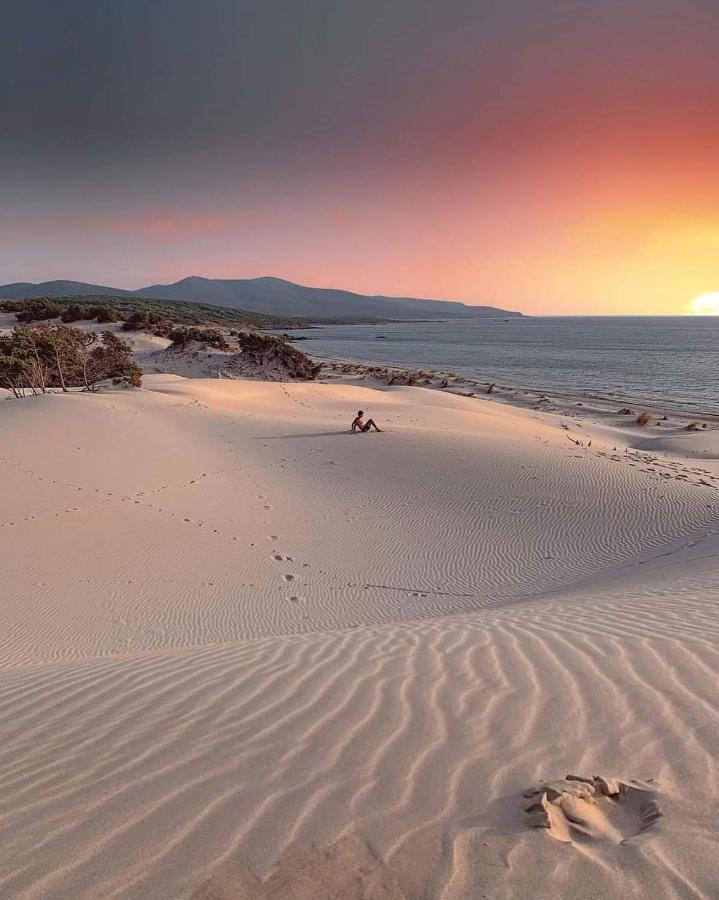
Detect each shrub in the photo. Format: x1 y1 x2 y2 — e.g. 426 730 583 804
122 310 168 332
59 303 119 324
87 331 142 389
167 326 231 351
14 299 63 322
92 306 120 323
0 325 141 396
61 303 91 323
636 412 651 426
0 335 32 397
686 422 702 431
234 330 321 380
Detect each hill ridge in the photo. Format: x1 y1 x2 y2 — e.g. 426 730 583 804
0 276 522 321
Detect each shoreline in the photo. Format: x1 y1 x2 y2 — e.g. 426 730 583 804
277 314 718 421
316 354 719 428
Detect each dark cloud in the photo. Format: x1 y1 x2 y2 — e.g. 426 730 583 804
3 0 718 174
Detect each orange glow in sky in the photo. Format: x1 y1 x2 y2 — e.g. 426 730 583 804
3 1 719 314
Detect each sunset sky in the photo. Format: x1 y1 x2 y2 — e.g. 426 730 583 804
2 0 718 314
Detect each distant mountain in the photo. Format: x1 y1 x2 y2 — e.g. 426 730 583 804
0 280 135 299
0 276 521 321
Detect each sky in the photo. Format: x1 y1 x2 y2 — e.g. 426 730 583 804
2 0 718 315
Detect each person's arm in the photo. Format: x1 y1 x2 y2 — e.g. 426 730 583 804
351 417 358 432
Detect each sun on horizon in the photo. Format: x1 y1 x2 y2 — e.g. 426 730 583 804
689 292 719 315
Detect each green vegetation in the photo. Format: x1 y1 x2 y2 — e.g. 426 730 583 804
121 310 169 332
0 295 304 328
234 331 321 380
60 302 121 324
10 299 64 322
167 326 232 351
0 324 141 397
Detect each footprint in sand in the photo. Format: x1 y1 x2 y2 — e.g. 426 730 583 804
524 775 661 845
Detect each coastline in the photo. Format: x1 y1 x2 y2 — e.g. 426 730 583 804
317 354 719 429
279 314 719 421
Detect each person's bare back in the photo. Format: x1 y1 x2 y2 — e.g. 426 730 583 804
351 410 382 433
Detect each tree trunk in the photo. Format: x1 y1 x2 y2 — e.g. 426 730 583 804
54 346 67 392
31 344 46 393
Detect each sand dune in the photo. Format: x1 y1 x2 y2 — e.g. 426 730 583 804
1 375 718 898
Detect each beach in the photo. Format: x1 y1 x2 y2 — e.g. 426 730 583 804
1 365 718 898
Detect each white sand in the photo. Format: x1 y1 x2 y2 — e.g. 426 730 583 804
1 373 718 899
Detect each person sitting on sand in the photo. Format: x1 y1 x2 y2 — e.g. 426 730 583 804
351 410 382 433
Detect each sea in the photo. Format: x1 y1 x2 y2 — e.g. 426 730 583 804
283 316 719 416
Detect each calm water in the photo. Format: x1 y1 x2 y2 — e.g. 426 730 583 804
286 317 719 415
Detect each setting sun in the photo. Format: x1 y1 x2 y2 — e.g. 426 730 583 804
689 292 719 315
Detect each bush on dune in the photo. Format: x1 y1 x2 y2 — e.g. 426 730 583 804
58 303 121 324
11 299 64 322
121 310 170 334
93 306 120 323
167 326 231 351
0 324 141 397
233 331 321 380
60 303 92 323
85 330 142 390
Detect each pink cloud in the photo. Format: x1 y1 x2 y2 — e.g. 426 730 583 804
108 210 269 237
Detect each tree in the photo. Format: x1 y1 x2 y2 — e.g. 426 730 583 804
12 325 49 393
0 325 142 397
167 326 231 350
14 299 63 322
80 330 142 391
92 306 119 323
42 327 74 391
60 303 91 323
0 337 29 398
122 310 168 333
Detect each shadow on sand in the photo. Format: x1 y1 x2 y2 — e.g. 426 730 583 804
255 432 352 439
